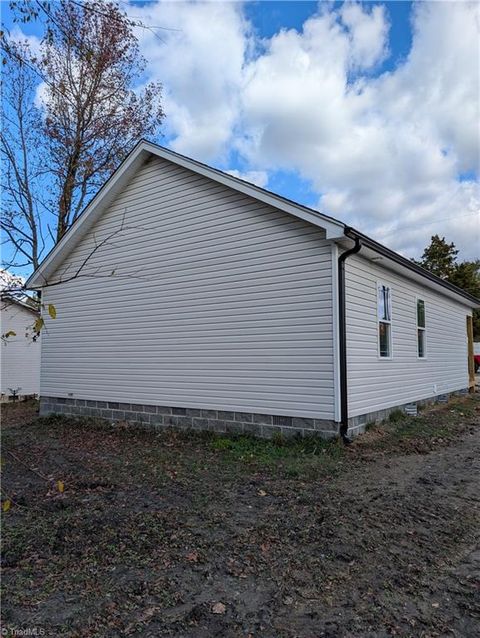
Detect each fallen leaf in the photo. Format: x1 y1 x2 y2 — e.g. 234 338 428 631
57 480 65 493
212 602 226 614
2 499 11 512
124 606 160 633
186 551 199 562
258 489 267 497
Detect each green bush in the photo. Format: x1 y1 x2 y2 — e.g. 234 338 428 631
388 409 406 423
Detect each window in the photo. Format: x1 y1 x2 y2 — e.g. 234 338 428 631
377 284 392 358
417 298 426 358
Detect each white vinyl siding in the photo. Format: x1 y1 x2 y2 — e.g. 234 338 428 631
40 156 335 419
1 303 41 397
345 254 471 417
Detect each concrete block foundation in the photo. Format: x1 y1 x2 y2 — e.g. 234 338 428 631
40 388 470 440
39 396 339 439
347 388 470 434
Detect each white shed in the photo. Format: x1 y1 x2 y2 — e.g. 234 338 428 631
26 141 479 439
1 296 41 400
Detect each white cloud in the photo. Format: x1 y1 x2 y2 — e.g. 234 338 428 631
131 1 249 161
117 2 480 258
34 82 48 109
5 26 47 107
225 169 268 188
7 25 42 57
340 2 389 70
238 1 480 258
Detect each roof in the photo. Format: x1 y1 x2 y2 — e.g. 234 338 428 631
26 140 344 289
1 294 40 315
343 228 480 308
26 139 480 308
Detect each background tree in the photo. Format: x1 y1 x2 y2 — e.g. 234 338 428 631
416 235 480 339
450 260 480 339
415 234 459 280
1 42 48 271
1 0 164 271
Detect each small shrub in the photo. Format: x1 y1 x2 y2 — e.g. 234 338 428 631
389 409 405 423
272 432 287 447
211 437 233 451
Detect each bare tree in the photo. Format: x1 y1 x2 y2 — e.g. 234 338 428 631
1 43 49 270
1 0 164 268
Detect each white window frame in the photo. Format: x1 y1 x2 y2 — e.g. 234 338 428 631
377 281 392 359
416 297 427 359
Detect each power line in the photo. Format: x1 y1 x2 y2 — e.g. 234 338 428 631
377 210 479 239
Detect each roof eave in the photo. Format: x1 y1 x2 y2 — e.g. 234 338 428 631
26 140 345 289
1 294 40 314
26 139 479 310
139 141 345 240
344 227 480 308
26 141 150 289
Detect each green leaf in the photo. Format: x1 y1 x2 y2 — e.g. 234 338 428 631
48 304 57 319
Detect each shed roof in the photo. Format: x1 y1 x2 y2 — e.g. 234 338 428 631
1 294 40 315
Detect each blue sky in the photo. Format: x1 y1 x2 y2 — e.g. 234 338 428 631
2 1 479 275
246 1 413 70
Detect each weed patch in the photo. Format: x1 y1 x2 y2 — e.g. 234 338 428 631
389 409 406 423
354 395 479 455
210 433 345 478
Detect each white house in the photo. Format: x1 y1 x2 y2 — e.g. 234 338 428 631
1 296 41 400
26 141 479 439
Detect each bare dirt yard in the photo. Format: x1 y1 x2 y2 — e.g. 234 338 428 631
1 396 480 637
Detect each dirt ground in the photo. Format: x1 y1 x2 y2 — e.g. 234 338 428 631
1 396 480 637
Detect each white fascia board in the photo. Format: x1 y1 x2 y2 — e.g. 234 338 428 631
27 140 345 288
336 239 479 310
1 295 39 315
141 142 345 239
26 143 149 288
